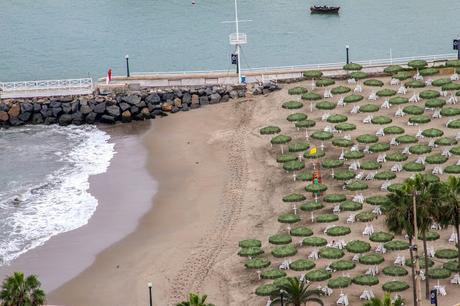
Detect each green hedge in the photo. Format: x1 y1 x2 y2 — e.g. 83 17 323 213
384 126 405 134
331 86 351 95
335 123 356 131
295 120 316 128
374 171 397 180
238 247 264 257
448 119 460 128
290 259 316 271
371 116 392 125
269 234 292 245
287 113 308 122
245 258 271 269
305 183 328 193
305 269 332 282
344 94 364 103
403 105 424 115
334 170 356 180
356 134 379 143
300 201 324 212
395 135 418 144
420 231 440 241
278 214 301 224
288 142 310 152
360 161 382 170
261 269 286 280
384 240 410 251
282 193 306 202
346 240 371 253
369 143 391 153
327 114 348 123
316 79 335 87
301 92 322 101
360 104 380 112
364 79 384 87
319 247 345 259
435 249 458 259
376 88 397 97
387 183 404 193
389 96 409 105
451 146 460 155
350 71 368 80
332 138 354 147
425 98 446 108
271 135 292 144
408 60 427 69
330 260 356 271
303 150 326 159
419 90 440 99
353 275 379 286
303 70 323 79
315 214 339 223
276 154 297 163
344 151 365 159
440 107 460 117
359 254 385 265
370 231 394 242
315 101 336 110
328 276 352 289
303 236 328 247
311 131 333 140
346 181 368 191
297 171 313 181
288 87 308 95
356 211 375 222
435 137 457 146
343 63 363 71
382 281 409 292
366 196 390 206
323 193 347 203
255 284 278 296
445 164 460 174
382 265 408 276
419 67 439 76
443 260 460 272
384 65 403 74
403 162 425 172
321 159 344 168
386 152 408 162
428 268 452 279
425 154 448 164
422 128 443 138
442 82 460 91
405 256 434 268
260 126 281 135
432 78 451 87
239 239 262 248
405 80 425 88
326 226 352 236
393 71 412 81
282 101 303 109
340 200 363 211
290 226 313 237
271 245 297 258
409 144 432 154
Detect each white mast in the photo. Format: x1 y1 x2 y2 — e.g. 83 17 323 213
229 0 247 84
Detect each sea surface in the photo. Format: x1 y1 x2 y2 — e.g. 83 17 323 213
0 126 114 266
1 0 460 81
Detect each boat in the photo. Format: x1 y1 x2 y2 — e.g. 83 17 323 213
310 5 340 14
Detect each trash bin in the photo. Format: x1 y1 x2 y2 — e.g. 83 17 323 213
241 75 246 83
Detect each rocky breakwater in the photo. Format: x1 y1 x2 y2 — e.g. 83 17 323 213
0 83 279 127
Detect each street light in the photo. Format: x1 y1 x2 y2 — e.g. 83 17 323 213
345 45 350 64
148 282 153 306
125 54 130 77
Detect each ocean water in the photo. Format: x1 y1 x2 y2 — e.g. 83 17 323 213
1 0 460 81
0 125 114 266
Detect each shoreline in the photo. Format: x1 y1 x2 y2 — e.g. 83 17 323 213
0 121 156 294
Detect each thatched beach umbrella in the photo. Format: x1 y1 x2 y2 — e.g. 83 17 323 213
271 135 292 154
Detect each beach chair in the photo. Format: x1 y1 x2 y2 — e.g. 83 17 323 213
394 255 404 266
415 156 425 165
442 149 452 157
381 100 390 109
425 79 433 86
397 85 407 95
451 73 459 81
348 162 358 171
363 145 370 154
333 205 341 214
324 89 333 98
428 246 435 258
355 172 364 180
449 231 458 244
450 274 460 284
352 254 360 262
354 85 362 93
363 115 373 124
350 145 359 152
441 90 448 97
321 113 330 121
344 134 352 141
350 105 359 114
448 95 458 104
432 109 442 118
353 193 364 204
368 92 377 101
390 78 400 86
409 93 420 103
377 154 386 163
375 243 386 254
348 78 356 85
372 207 382 215
347 214 355 224
336 293 349 305
376 128 385 137
428 139 436 148
402 146 411 155
338 97 345 107
416 128 424 139
432 166 443 175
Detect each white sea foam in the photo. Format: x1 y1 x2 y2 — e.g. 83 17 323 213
0 125 115 265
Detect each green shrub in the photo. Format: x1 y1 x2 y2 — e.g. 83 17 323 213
271 135 292 144
425 98 446 108
448 119 460 128
422 128 443 138
238 247 264 257
370 231 394 242
331 86 351 95
442 83 460 91
297 171 313 181
319 247 345 259
409 115 431 124
255 284 278 296
303 150 326 159
409 144 432 154
315 101 336 110
435 137 457 146
382 281 409 292
305 183 328 193
343 63 363 71
419 90 441 99
376 88 397 97
405 257 434 268
332 138 354 147
271 245 297 258
383 266 408 276
239 239 262 248
389 96 409 105
356 211 374 222
344 94 364 103
316 79 335 87
327 114 348 123
261 269 286 280
303 236 327 247
282 193 306 202
435 249 458 259
260 126 281 135
276 154 297 163
403 162 425 172
340 200 362 211
359 254 385 265
295 120 316 128
288 87 308 95
323 193 346 203
330 260 356 271
360 161 382 170
451 146 460 155
374 171 396 180
335 123 356 131
346 240 371 253
282 101 303 109
287 113 307 122
350 71 368 80
328 276 352 289
408 60 427 69
303 70 323 79
305 269 332 282
300 201 324 211
290 226 313 237
344 151 365 160
419 67 439 76
301 92 322 101
346 181 369 192
278 214 301 224
356 134 379 143
403 105 424 115
245 258 271 269
393 71 412 81
384 240 410 251
384 65 403 74
420 231 440 241
387 183 404 192
443 260 460 272
366 196 390 206
269 234 292 245
432 78 451 87
290 259 316 271
384 126 405 134
273 277 290 288
311 131 333 140
288 142 309 152
423 173 440 183
425 154 448 164
428 268 451 279
326 226 352 236
369 143 391 153
445 164 460 174
440 107 460 117
315 214 339 223
396 135 418 144
353 275 379 286
364 79 384 87
371 116 392 125
405 80 425 88
334 170 356 180
321 159 344 168
359 104 380 112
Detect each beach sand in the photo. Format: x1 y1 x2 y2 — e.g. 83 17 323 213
45 77 460 306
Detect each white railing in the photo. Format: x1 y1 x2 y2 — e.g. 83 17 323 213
131 53 457 76
0 78 93 92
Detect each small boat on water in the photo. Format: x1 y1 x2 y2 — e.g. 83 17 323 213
310 5 340 14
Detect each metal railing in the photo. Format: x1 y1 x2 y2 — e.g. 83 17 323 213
131 53 457 76
0 78 93 92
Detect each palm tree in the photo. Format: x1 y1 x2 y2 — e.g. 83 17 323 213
0 272 45 306
270 277 323 306
363 292 404 306
176 293 215 306
384 189 416 306
438 176 460 268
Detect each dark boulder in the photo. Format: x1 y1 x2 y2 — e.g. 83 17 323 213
199 96 209 105
71 112 84 125
21 102 33 113
51 107 62 117
182 93 192 104
58 114 72 126
50 100 62 108
145 93 161 104
9 117 24 126
119 102 130 112
44 117 57 125
18 112 31 122
85 112 97 124
80 105 92 115
106 105 121 117
162 92 175 102
209 93 221 104
61 103 72 114
122 95 141 105
31 113 44 124
33 103 42 112
100 115 116 124
93 102 106 114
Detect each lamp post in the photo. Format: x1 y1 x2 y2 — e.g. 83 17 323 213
412 190 422 306
125 54 130 77
345 45 350 64
148 282 153 306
